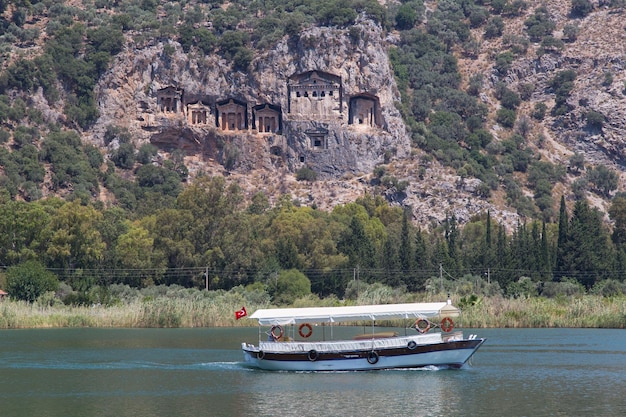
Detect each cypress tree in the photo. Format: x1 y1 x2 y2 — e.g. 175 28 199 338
554 195 568 281
399 209 413 272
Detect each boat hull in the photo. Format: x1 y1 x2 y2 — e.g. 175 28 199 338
242 338 484 371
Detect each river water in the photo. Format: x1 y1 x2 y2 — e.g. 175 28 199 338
0 327 624 417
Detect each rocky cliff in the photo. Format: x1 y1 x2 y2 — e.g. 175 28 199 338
90 16 410 178
17 1 626 230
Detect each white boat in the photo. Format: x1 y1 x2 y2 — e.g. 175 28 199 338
241 301 485 371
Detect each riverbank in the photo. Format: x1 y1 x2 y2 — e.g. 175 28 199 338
1 292 625 329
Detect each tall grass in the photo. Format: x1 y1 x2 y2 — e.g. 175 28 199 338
460 295 626 328
1 285 625 329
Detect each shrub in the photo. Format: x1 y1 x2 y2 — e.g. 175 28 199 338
296 166 317 181
5 261 59 303
532 102 547 120
549 70 577 115
503 0 529 17
524 6 555 42
110 142 136 169
541 279 584 298
137 143 158 164
507 276 539 298
496 108 517 128
571 0 594 18
500 88 521 110
232 47 253 71
586 110 605 129
494 51 514 75
563 24 579 42
395 3 418 30
591 279 626 296
272 269 311 305
484 16 504 38
586 165 618 197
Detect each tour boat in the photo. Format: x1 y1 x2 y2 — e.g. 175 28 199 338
241 301 485 371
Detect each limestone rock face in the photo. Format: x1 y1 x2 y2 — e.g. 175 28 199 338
90 17 410 179
496 8 626 169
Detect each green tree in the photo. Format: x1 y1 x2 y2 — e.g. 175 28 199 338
569 153 585 174
410 227 432 291
571 0 593 17
609 196 626 248
524 6 555 42
585 111 605 130
496 108 516 128
381 234 401 286
272 269 311 305
399 209 413 273
561 199 613 288
114 220 160 286
0 201 50 265
554 196 569 281
395 3 418 30
5 260 59 302
337 215 378 274
45 201 106 271
586 165 618 198
111 142 136 169
484 16 504 38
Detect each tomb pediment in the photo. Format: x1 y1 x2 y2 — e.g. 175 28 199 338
156 86 184 113
216 98 248 131
288 70 343 116
253 103 282 133
289 70 341 87
187 101 211 125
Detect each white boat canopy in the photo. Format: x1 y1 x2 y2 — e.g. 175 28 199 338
249 302 460 326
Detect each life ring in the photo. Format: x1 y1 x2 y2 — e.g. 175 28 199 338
440 317 454 332
299 323 313 338
270 325 284 340
367 350 379 365
307 349 319 361
407 340 418 350
414 318 431 333
258 350 265 360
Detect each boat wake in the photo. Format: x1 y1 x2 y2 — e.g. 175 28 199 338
4 361 247 371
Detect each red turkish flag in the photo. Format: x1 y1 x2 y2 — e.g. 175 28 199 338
235 306 247 320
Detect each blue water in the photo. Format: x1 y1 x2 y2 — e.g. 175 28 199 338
0 328 625 416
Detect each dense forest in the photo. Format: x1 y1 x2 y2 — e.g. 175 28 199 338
1 0 626 305
3 177 626 305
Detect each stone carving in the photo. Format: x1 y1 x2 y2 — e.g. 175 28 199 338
216 98 248 131
187 101 211 125
253 103 282 133
157 86 183 113
305 127 329 149
288 71 342 119
349 93 380 127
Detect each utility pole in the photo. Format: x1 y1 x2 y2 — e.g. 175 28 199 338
205 266 209 291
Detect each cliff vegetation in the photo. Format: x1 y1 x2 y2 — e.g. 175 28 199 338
2 1 626 308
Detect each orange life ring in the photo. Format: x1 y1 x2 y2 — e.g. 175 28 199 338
414 318 431 333
440 317 454 332
299 323 313 338
270 325 284 340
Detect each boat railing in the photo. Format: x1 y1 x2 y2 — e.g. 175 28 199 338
255 333 444 353
442 331 464 342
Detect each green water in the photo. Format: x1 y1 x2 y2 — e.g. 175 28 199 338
1 327 625 416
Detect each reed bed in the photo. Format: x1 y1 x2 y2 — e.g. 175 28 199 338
460 295 626 328
1 290 625 329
